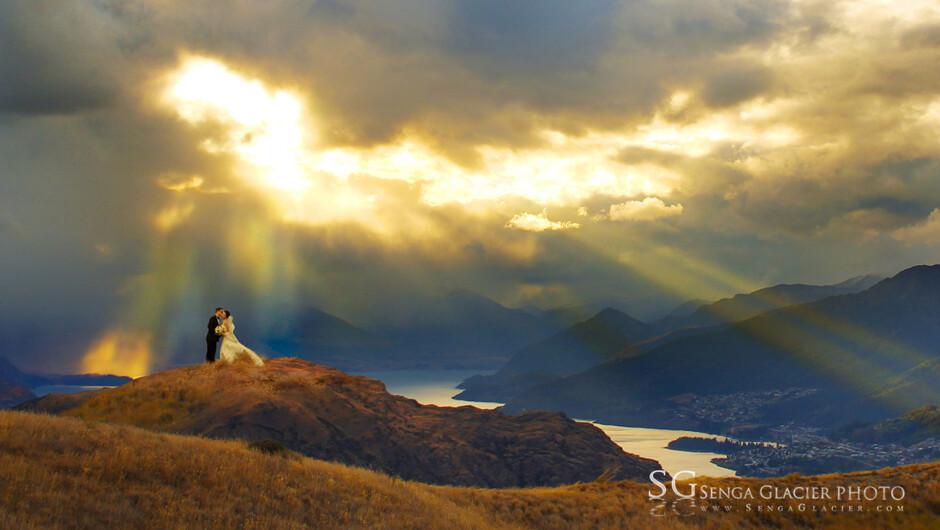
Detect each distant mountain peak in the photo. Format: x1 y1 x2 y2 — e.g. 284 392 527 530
888 264 940 282
445 288 501 306
0 357 27 387
830 274 884 291
446 287 482 298
443 288 511 311
663 299 711 319
863 264 940 296
590 307 644 326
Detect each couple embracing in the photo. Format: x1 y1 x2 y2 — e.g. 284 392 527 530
206 307 264 366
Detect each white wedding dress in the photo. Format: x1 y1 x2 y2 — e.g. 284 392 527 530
219 317 264 366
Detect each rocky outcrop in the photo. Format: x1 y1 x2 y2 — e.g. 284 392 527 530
18 358 662 488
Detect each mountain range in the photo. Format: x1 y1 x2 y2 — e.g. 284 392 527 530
370 289 560 365
499 265 940 435
457 273 883 404
456 308 655 403
257 288 681 373
537 297 643 329
16 358 661 488
0 356 135 408
649 274 883 334
254 291 564 371
257 277 869 374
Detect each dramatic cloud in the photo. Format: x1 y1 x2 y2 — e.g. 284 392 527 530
893 209 940 245
2 0 939 375
0 0 133 115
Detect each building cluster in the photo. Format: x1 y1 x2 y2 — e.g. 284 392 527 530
712 425 940 477
666 387 940 477
670 387 819 426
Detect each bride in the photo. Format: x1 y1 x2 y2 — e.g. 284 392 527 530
219 311 265 366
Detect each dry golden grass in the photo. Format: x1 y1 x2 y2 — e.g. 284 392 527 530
1 410 938 529
0 410 491 529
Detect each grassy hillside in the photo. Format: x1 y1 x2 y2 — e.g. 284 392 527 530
2 410 939 529
17 358 661 488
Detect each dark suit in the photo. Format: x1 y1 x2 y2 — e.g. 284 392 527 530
206 315 222 363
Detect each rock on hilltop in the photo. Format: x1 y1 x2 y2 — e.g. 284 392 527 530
18 358 661 488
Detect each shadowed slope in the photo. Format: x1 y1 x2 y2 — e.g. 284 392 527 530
18 358 660 488
497 308 653 377
0 357 35 408
456 308 654 403
0 380 35 409
832 404 940 446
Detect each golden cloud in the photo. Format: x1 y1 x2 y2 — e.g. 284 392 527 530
892 209 940 245
505 212 581 232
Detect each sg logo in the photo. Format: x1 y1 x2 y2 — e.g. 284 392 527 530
648 470 697 517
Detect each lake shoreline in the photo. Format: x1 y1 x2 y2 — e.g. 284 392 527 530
356 369 741 478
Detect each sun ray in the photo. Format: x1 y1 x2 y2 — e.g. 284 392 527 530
82 330 152 379
568 228 933 414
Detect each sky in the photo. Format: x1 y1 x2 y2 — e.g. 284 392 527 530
1 0 939 376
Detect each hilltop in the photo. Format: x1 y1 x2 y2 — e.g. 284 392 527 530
1 410 938 529
17 358 659 488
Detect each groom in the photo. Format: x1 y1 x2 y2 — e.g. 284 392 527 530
206 307 225 363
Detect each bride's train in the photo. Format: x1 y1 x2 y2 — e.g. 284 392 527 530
219 317 264 366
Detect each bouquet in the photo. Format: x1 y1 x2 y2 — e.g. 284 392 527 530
215 325 226 336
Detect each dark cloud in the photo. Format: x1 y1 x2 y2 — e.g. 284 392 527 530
700 63 774 108
445 0 619 78
0 1 133 115
118 0 797 154
900 23 940 49
619 0 787 54
305 0 357 21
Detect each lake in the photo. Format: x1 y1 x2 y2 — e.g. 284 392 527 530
585 422 736 478
32 385 111 397
354 369 738 478
355 369 504 409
